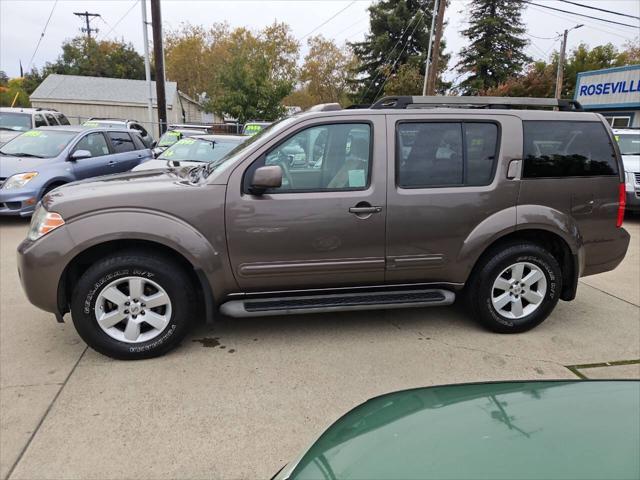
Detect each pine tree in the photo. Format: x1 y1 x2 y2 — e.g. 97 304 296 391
457 0 530 95
350 0 450 104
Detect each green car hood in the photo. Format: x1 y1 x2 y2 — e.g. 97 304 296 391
281 381 639 480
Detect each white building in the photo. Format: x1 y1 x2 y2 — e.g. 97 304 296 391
30 74 217 135
574 64 640 128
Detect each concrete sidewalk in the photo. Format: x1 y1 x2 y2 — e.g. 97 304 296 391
1 217 638 480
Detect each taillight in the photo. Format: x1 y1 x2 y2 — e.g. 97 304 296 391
617 183 626 228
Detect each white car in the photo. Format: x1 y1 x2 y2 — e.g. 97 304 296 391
614 128 640 212
133 134 244 171
0 107 70 146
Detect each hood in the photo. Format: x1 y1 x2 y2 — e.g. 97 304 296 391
43 168 209 219
621 154 640 173
0 130 21 146
280 381 639 480
0 155 51 177
132 159 204 172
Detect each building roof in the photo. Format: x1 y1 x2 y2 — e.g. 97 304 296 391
30 74 179 107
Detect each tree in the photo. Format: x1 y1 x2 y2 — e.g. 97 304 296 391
456 0 530 95
0 71 8 87
208 23 299 123
165 23 228 99
0 77 30 107
350 0 450 103
43 36 145 80
484 42 639 98
285 35 355 109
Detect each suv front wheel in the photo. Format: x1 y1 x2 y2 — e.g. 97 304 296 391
468 243 562 333
71 250 195 359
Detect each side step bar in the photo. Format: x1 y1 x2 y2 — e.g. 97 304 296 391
219 289 455 318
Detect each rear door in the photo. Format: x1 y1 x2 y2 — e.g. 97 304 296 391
385 113 520 284
70 132 114 179
225 115 387 290
106 131 146 171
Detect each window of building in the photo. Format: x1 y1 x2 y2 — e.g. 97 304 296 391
604 115 631 128
523 121 618 178
396 122 499 188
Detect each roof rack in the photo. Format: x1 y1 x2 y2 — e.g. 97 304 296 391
370 96 583 112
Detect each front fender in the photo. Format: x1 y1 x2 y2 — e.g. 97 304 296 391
64 208 221 275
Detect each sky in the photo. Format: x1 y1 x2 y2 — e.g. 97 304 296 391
1 0 639 83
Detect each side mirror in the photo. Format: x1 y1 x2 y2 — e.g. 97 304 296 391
151 140 157 148
69 149 92 161
250 165 282 195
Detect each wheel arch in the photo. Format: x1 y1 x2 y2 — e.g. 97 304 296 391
468 228 579 301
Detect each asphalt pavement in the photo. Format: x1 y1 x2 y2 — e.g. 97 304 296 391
1 216 639 479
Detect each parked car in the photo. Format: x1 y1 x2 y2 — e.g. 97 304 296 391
273 380 640 480
82 118 154 148
0 107 70 146
17 96 630 359
614 128 640 212
242 121 272 136
1 126 152 216
152 127 210 157
134 134 244 171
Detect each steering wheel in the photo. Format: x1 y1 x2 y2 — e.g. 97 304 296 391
273 151 294 189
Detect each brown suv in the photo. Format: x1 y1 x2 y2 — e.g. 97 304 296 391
17 96 631 359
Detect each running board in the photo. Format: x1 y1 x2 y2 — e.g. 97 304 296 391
219 289 455 318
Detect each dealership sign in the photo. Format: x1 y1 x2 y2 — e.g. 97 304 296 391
574 65 640 109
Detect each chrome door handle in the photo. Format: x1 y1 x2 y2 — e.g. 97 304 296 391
349 206 382 214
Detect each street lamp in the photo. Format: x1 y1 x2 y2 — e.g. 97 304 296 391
555 24 584 99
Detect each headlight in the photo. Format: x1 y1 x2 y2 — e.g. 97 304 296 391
28 205 65 241
2 172 38 189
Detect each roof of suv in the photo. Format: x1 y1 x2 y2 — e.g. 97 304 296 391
613 128 639 134
36 125 133 134
0 107 60 114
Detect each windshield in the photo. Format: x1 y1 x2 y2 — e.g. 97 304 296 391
0 112 32 132
159 137 243 164
158 130 184 147
615 133 640 155
0 130 77 158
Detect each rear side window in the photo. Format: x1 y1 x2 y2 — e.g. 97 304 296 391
44 113 58 125
55 113 70 126
34 114 46 128
397 122 498 188
523 121 618 178
130 132 146 150
107 131 135 153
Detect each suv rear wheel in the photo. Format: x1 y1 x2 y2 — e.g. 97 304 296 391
468 243 562 333
71 250 195 359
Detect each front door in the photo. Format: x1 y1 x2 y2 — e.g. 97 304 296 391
70 132 113 179
225 117 387 291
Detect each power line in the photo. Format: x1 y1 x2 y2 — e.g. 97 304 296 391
300 1 357 41
26 0 58 71
555 0 639 21
526 32 561 41
524 1 638 29
98 0 140 40
527 4 636 42
359 10 424 102
372 10 426 100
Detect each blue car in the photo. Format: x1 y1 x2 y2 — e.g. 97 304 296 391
0 126 152 216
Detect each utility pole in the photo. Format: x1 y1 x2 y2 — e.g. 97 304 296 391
426 0 446 95
422 0 439 96
555 24 583 99
140 0 154 129
73 11 100 39
150 0 167 135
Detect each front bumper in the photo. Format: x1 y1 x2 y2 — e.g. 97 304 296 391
0 187 39 216
17 225 76 316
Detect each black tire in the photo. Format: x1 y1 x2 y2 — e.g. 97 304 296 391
71 250 196 360
467 243 562 333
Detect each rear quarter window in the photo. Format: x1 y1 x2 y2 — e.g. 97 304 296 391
523 121 618 178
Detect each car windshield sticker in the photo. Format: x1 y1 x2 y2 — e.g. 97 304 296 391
615 135 620 141
167 131 181 137
246 125 262 133
23 130 43 137
348 169 366 188
176 138 196 145
163 150 175 157
83 121 99 127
